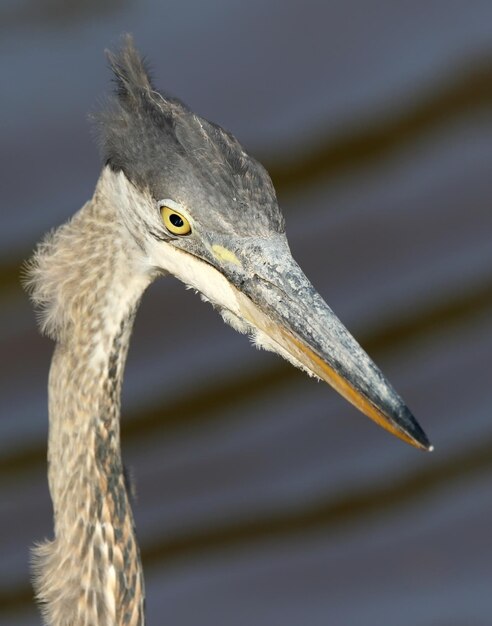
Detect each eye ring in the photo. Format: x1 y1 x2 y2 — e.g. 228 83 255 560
160 205 192 236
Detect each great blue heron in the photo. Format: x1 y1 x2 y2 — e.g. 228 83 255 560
26 35 431 626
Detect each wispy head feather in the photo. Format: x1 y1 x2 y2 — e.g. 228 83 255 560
105 34 155 102
94 35 188 194
94 35 280 231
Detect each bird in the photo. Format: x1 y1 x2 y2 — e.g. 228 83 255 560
25 35 431 626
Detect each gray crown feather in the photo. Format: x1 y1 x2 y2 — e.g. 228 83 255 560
95 35 280 224
105 33 155 101
95 35 187 189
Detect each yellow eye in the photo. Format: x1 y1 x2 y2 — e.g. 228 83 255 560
161 206 191 236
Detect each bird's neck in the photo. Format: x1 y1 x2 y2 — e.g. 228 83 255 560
33 169 152 626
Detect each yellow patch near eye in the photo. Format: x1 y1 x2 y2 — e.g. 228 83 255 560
212 245 242 266
161 206 191 235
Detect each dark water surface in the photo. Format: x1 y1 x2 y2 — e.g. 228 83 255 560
1 2 491 624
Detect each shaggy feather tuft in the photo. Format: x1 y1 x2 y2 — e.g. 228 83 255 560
105 34 155 102
93 35 187 195
24 211 86 340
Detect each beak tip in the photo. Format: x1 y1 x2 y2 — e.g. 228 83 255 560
398 404 432 452
417 437 434 452
421 436 434 452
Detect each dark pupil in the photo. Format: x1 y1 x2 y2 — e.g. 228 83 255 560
170 213 184 228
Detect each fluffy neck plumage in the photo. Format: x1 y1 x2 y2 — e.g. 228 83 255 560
28 169 152 626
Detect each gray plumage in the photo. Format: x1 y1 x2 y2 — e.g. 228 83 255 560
26 35 430 626
98 37 282 236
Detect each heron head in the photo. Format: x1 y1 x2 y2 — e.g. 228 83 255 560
98 36 431 451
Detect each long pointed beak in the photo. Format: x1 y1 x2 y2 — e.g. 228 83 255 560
225 236 432 451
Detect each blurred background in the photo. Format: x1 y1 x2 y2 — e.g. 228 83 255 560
1 1 491 624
